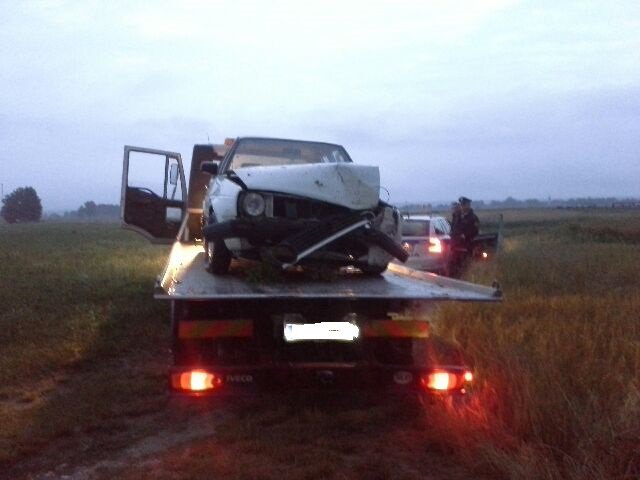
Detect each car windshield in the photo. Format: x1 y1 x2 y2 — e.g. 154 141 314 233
229 138 352 170
402 220 429 236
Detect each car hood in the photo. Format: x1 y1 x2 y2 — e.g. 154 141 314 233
233 163 380 210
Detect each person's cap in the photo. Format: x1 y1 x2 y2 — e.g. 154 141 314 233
458 196 472 204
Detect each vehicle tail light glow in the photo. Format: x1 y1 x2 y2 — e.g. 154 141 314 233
428 237 442 254
423 371 457 390
421 369 473 392
171 370 222 392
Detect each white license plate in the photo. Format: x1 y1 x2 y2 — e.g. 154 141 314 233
284 322 360 342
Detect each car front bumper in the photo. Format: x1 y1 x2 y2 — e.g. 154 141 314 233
202 217 409 263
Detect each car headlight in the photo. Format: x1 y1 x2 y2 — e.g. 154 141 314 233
242 192 266 217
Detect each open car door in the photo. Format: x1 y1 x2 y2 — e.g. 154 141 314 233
121 146 187 244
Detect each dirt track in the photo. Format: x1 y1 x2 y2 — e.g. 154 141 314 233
6 392 482 480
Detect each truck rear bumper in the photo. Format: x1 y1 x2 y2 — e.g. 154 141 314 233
169 364 472 396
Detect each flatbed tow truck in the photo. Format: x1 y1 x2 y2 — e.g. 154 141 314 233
121 143 501 397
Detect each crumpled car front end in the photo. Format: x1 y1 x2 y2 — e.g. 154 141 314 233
204 189 407 272
202 138 408 274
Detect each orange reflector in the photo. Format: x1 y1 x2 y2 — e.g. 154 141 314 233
171 370 222 392
428 237 442 253
178 320 253 339
362 320 430 338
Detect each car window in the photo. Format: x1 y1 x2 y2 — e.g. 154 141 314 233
228 138 351 170
441 218 451 234
402 220 429 236
432 218 451 235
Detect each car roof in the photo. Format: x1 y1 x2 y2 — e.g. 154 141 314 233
236 136 345 149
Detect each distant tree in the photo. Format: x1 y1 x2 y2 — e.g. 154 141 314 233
78 200 97 217
72 201 119 220
1 187 43 223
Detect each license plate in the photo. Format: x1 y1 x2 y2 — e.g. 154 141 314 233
284 322 360 342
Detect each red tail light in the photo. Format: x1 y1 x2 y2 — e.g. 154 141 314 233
428 237 442 254
421 369 473 392
171 369 223 392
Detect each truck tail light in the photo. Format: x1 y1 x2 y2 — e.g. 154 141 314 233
421 368 473 392
171 369 223 392
428 237 442 254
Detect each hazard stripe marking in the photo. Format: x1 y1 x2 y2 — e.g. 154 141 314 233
362 321 429 338
179 320 253 339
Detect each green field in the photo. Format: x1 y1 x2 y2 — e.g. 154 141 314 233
1 210 639 479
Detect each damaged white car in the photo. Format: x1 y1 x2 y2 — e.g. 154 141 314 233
201 137 408 275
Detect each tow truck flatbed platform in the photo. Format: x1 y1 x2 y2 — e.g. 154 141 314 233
156 242 502 302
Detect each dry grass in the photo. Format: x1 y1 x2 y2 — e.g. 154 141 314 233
0 223 171 467
428 209 640 479
1 211 639 479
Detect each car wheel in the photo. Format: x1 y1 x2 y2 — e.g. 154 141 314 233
206 238 232 274
359 263 388 275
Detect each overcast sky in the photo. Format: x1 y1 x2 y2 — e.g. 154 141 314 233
1 0 639 211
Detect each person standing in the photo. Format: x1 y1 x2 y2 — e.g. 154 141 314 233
450 201 461 232
456 196 479 248
448 196 479 276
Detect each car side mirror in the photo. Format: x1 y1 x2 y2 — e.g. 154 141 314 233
201 161 219 176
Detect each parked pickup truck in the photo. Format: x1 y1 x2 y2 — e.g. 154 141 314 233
120 140 501 396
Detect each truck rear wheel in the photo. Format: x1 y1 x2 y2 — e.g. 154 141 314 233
206 239 232 274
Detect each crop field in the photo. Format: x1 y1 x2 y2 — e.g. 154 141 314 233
0 209 639 479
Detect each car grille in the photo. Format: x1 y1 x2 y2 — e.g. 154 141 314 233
271 195 348 220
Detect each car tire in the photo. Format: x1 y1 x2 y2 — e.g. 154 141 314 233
206 238 232 274
359 263 388 275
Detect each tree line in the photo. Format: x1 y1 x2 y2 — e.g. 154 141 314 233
1 187 119 223
2 186 637 224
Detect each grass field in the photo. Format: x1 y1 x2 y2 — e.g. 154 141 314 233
0 209 639 479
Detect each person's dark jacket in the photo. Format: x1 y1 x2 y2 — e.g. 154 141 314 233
451 209 479 247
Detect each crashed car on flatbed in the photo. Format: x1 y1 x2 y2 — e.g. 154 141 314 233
200 137 408 274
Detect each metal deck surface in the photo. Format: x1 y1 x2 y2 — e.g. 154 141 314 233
155 242 502 301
